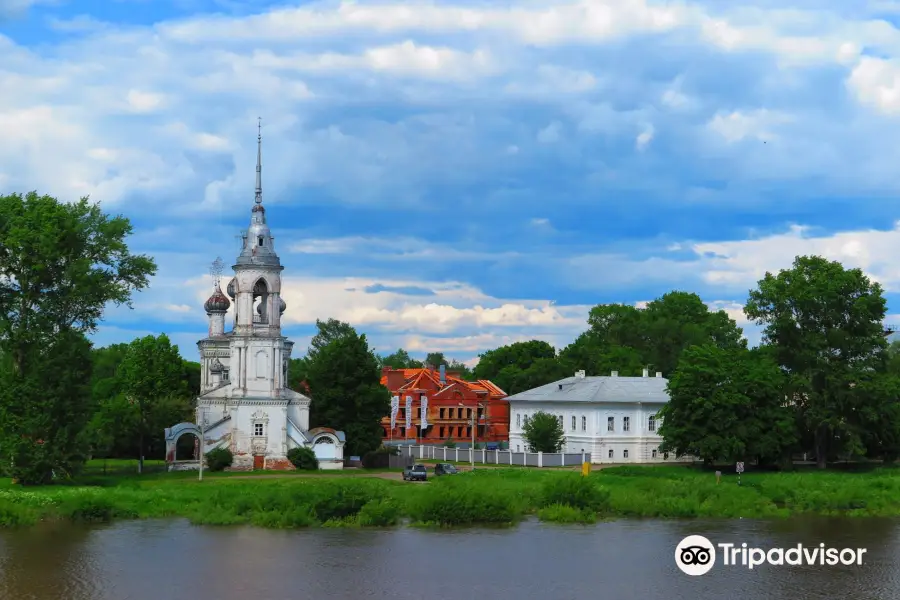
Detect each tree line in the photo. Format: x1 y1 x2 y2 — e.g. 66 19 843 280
3 191 898 483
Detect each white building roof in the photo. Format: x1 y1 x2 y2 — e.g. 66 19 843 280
506 373 670 404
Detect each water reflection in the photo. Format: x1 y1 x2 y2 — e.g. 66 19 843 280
0 518 897 600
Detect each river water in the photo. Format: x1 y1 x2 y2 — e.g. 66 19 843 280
0 518 896 600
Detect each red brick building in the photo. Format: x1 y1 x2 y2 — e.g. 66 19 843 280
379 366 509 446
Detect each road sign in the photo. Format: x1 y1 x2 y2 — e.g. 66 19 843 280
736 462 745 473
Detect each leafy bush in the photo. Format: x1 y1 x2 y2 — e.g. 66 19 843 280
313 480 382 521
408 479 519 526
205 447 233 472
287 447 318 470
358 499 400 526
538 503 597 524
361 446 398 469
58 495 136 523
540 475 610 512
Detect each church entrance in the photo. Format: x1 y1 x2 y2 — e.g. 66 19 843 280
253 455 264 470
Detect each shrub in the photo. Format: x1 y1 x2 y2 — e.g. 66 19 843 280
287 447 319 470
443 441 456 448
206 448 233 472
312 480 382 521
58 495 136 523
361 446 398 469
540 475 610 512
538 503 597 524
408 480 519 526
358 499 401 526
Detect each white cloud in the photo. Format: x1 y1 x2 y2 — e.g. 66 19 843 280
706 109 792 143
635 124 654 150
537 121 562 143
847 56 900 115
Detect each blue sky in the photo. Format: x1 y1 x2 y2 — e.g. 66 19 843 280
6 0 900 364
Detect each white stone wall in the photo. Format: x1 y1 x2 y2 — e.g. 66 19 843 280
508 401 678 464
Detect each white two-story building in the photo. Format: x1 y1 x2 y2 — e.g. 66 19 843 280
507 369 691 464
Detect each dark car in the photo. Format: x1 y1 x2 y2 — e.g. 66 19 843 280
434 463 458 476
403 464 427 481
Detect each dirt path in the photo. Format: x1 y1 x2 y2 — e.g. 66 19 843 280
224 471 405 481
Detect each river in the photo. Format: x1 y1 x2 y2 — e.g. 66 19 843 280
0 518 896 599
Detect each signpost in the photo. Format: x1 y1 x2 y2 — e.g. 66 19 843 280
736 461 744 486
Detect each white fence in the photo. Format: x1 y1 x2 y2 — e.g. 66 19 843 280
396 444 591 468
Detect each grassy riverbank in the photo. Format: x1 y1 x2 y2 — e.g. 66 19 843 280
1 465 898 529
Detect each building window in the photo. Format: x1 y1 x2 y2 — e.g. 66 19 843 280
664 452 669 460
608 449 614 459
439 426 445 437
571 416 576 431
258 236 264 246
440 408 446 419
607 416 614 432
652 449 658 458
557 415 563 428
457 426 463 437
516 445 520 452
623 417 630 432
466 427 471 438
623 449 629 459
524 415 529 426
648 415 656 431
400 427 406 436
254 423 264 437
581 416 586 431
517 413 521 428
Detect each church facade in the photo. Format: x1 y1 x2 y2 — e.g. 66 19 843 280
167 127 346 471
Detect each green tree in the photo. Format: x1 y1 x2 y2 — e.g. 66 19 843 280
425 352 447 367
522 411 565 453
473 340 556 380
0 192 155 482
379 348 422 369
745 255 888 468
306 328 390 457
118 334 188 472
307 318 356 360
0 329 94 483
447 358 473 380
658 344 796 466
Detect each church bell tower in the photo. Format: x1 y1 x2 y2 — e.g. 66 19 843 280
224 119 289 393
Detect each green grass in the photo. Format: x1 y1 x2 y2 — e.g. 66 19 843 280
2 464 900 529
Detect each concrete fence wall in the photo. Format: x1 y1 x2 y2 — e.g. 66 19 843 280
395 444 590 468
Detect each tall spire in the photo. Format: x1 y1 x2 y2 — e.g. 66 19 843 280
255 117 262 205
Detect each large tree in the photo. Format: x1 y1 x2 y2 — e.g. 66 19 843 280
379 348 423 369
744 255 888 468
522 411 565 453
307 318 356 360
473 340 562 393
658 344 796 466
306 328 390 457
0 329 95 483
118 334 189 472
0 192 155 482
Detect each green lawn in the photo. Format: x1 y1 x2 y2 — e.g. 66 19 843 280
1 464 898 529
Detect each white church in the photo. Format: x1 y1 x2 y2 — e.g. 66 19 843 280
165 126 346 471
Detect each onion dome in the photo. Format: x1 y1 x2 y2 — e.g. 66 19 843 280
226 278 236 298
204 286 230 313
279 297 286 314
210 358 225 373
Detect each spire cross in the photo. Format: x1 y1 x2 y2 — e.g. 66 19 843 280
209 256 225 288
255 117 263 205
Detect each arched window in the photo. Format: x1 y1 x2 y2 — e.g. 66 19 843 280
571 416 576 431
255 350 268 379
581 416 586 431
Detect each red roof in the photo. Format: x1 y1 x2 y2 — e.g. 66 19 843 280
380 368 506 398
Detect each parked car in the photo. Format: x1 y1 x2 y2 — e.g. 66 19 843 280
403 464 427 481
434 463 458 476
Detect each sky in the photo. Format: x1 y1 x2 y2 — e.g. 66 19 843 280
6 0 900 365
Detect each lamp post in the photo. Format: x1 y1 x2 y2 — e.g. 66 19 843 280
459 401 484 470
198 407 205 482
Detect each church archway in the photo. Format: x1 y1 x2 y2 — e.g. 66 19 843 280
175 432 201 461
164 422 202 465
312 434 338 460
